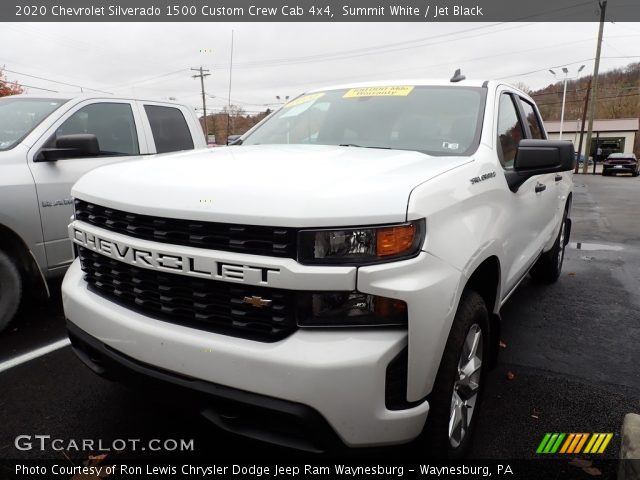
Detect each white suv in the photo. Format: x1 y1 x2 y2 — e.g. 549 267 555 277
62 79 574 456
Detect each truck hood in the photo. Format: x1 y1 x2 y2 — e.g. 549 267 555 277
72 144 470 227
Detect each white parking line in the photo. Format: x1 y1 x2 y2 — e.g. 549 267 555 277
0 338 71 374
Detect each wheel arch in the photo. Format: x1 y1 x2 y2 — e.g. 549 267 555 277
0 223 49 299
464 256 501 369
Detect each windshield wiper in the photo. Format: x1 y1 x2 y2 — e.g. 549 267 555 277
339 143 391 150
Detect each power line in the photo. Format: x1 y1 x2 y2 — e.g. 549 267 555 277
2 67 112 94
209 23 533 70
531 85 639 97
535 91 640 106
1 80 58 93
106 68 190 91
498 56 640 80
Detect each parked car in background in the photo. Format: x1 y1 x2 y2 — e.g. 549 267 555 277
0 94 206 332
601 152 639 177
575 153 593 166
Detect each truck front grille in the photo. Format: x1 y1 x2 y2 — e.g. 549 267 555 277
77 246 298 342
74 200 298 258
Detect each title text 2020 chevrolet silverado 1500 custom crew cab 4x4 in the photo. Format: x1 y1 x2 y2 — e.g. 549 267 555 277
0 94 206 332
62 80 574 456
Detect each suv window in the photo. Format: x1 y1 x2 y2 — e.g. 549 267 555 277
55 102 139 156
497 93 524 169
519 99 544 139
144 105 194 154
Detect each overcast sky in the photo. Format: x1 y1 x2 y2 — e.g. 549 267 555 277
1 21 639 114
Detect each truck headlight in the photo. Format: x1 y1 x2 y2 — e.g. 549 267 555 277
297 219 425 265
298 292 407 327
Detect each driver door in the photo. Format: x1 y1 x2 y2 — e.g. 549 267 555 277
27 100 147 271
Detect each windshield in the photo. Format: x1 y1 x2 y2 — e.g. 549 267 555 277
0 97 69 151
242 86 485 156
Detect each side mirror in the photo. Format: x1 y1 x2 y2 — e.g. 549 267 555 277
506 139 575 191
35 134 100 162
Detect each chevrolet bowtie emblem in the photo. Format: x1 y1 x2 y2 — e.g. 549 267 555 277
243 296 272 308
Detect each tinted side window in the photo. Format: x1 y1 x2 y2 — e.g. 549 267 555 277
56 102 139 156
497 94 524 169
520 99 545 139
144 105 194 153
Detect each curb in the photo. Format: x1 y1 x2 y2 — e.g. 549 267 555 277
619 413 640 480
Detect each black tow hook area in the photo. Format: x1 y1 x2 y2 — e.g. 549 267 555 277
68 332 107 376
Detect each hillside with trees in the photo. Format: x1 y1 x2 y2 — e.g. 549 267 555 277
529 62 639 122
524 62 639 155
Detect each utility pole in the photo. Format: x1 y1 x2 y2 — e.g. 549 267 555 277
575 78 592 174
192 67 211 138
226 30 234 143
582 0 607 174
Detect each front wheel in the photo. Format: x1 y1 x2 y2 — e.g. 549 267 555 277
418 290 489 458
0 250 22 333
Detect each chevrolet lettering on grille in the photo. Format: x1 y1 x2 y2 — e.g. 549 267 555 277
71 225 280 285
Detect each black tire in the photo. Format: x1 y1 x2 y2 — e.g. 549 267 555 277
0 250 22 333
530 208 568 284
417 290 489 459
602 170 608 176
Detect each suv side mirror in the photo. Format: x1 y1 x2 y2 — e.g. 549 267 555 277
35 134 100 162
506 139 575 191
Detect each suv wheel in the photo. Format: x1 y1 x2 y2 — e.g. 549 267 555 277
418 290 488 458
530 208 568 283
0 250 22 332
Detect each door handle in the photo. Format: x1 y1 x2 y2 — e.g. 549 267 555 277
555 174 563 182
535 183 547 193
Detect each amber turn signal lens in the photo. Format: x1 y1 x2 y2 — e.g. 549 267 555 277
374 296 408 317
376 224 416 257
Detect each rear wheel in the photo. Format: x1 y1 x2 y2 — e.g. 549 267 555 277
0 250 22 332
530 208 568 283
418 290 488 458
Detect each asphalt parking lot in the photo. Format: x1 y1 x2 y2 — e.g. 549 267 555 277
0 172 638 476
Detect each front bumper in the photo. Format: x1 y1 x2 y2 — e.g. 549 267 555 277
62 260 430 448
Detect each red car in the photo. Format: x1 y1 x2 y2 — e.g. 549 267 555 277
602 153 639 177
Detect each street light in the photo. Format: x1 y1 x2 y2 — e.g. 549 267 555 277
549 65 585 140
276 95 289 104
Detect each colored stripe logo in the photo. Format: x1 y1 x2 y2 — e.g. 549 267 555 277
536 433 613 454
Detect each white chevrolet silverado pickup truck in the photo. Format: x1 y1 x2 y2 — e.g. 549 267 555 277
62 79 574 457
0 94 206 332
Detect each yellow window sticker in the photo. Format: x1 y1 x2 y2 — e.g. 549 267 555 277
343 86 415 98
284 92 325 108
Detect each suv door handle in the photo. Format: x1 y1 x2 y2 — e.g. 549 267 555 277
535 183 547 193
555 174 563 182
